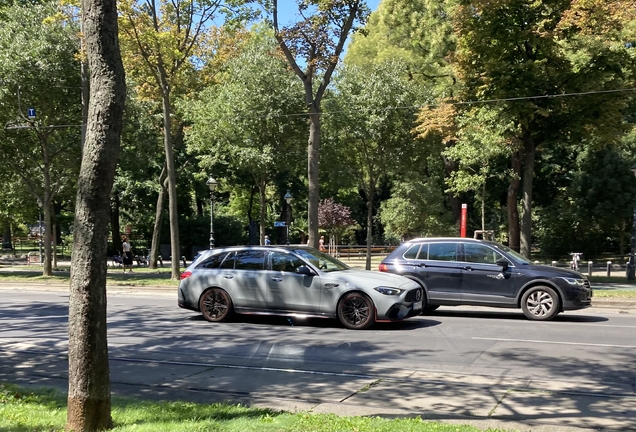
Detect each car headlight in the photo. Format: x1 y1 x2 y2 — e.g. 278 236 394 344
559 277 585 286
374 286 403 296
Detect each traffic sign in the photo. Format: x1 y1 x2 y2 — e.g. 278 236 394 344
27 108 36 119
274 221 286 227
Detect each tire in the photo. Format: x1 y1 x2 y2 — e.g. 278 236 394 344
337 292 375 330
521 286 560 321
199 288 234 322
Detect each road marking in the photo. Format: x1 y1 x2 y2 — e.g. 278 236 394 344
473 337 636 349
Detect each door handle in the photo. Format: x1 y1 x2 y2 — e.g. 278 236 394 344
223 275 234 279
271 277 283 282
463 266 473 271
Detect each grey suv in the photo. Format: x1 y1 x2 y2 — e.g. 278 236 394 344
379 238 593 321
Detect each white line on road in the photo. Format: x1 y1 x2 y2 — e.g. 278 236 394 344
473 337 636 349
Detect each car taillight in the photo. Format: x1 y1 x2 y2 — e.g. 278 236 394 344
180 271 192 280
378 263 388 272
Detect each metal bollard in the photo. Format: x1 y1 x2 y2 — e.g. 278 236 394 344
588 261 593 277
552 261 557 267
607 261 612 277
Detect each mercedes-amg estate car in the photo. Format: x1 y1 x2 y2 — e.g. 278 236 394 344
379 238 593 321
178 246 423 329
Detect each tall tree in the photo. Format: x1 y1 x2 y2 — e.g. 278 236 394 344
185 31 306 244
66 0 125 427
267 0 369 249
0 0 82 275
328 61 421 269
454 0 636 257
118 0 223 278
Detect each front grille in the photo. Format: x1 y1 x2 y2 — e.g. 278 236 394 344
583 279 591 290
405 288 422 302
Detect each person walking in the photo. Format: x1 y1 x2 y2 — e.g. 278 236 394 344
319 235 326 252
264 235 271 246
122 235 133 273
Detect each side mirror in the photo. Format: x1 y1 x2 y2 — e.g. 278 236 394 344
496 258 509 271
296 265 315 276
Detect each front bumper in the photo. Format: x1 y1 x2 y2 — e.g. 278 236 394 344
376 288 423 321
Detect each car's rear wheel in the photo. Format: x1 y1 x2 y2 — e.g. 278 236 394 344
521 286 560 321
199 288 234 322
337 292 375 330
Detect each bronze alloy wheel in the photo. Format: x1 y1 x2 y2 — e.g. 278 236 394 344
521 286 560 321
199 288 234 322
337 292 375 330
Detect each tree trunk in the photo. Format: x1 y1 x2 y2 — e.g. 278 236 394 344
67 0 125 428
365 179 375 271
149 167 168 269
259 179 266 244
2 221 12 250
443 154 461 225
507 150 522 252
158 69 181 279
520 132 536 259
307 106 321 249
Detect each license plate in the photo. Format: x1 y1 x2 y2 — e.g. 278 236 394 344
413 301 422 310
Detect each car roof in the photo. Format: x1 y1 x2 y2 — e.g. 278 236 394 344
406 237 500 246
199 245 316 253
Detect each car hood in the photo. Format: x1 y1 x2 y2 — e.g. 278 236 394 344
521 263 585 278
324 269 417 288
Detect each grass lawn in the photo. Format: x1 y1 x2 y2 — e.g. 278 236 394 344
0 383 509 432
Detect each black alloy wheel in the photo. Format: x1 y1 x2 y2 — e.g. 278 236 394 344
521 285 560 321
199 288 234 322
337 292 375 330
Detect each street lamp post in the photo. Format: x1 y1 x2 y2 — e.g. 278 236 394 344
206 177 218 249
284 190 293 245
628 164 636 281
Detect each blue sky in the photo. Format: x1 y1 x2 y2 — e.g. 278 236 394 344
274 0 381 27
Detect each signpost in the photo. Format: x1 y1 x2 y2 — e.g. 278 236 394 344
274 221 286 227
27 108 36 119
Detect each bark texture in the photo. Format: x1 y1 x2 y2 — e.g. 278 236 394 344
507 150 522 252
520 130 536 258
67 0 125 428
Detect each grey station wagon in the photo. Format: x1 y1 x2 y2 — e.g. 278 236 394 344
179 246 423 329
379 238 593 321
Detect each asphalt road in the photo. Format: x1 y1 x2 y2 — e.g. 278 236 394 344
1 289 635 390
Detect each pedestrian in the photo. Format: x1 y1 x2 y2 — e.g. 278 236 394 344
319 235 326 252
122 235 133 273
264 235 271 246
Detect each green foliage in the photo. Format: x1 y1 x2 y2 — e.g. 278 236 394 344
535 146 636 259
378 180 455 241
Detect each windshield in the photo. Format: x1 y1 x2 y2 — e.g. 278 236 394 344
494 243 531 265
292 248 350 272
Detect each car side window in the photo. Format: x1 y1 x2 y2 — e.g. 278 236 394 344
220 251 236 269
403 244 421 259
270 251 305 272
464 244 502 265
417 244 429 260
234 250 266 270
428 243 457 261
196 252 228 269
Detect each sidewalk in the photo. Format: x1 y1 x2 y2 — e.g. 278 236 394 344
2 342 635 432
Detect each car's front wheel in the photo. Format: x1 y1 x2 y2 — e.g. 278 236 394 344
199 288 234 322
337 292 375 330
521 286 560 321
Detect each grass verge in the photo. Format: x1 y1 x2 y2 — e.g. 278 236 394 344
0 383 509 432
